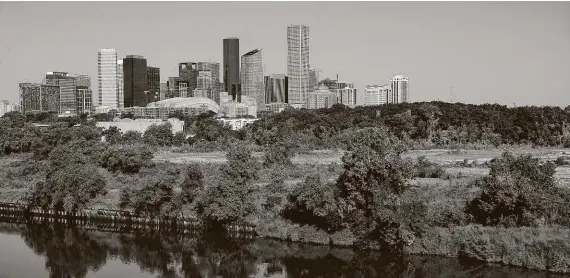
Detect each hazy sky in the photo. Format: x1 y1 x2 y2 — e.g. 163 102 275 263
0 1 569 107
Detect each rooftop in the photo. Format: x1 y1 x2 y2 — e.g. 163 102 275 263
243 49 261 56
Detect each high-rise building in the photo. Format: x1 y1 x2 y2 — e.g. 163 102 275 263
308 68 319 92
117 60 124 109
306 85 337 110
123 55 148 107
264 74 288 104
241 49 264 108
391 75 409 103
147 66 160 104
98 49 119 109
44 72 92 115
19 83 60 114
364 84 391 106
338 87 357 106
179 62 198 97
223 37 240 102
196 62 220 103
160 82 168 101
287 25 310 106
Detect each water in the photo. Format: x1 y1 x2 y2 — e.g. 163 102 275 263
0 220 564 278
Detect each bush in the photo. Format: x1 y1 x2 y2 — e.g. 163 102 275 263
99 144 153 174
414 156 446 178
122 130 143 144
180 164 204 204
465 152 565 227
144 123 174 146
197 144 260 226
119 166 181 217
282 175 343 233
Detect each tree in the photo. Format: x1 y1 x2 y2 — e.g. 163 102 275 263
99 144 153 174
465 152 562 227
197 144 260 226
282 174 343 232
25 147 107 213
181 164 204 204
144 123 174 146
102 126 122 144
335 127 418 251
122 130 143 144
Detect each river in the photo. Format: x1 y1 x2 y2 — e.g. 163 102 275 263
0 220 565 278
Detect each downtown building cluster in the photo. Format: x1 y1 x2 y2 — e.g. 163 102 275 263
16 25 409 119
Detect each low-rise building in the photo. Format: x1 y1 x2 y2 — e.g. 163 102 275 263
218 118 259 130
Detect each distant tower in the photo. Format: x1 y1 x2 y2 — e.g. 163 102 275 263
117 59 124 109
390 75 409 103
308 68 319 92
287 25 310 107
123 55 148 107
241 49 264 108
223 38 240 102
98 48 119 109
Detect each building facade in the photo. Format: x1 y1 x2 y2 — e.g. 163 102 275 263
123 55 148 108
117 60 124 110
306 85 337 110
147 66 160 104
19 83 60 114
241 49 264 108
308 68 319 92
391 75 409 103
196 62 220 103
287 25 310 106
264 74 288 104
364 84 391 106
44 72 92 116
338 87 357 106
98 49 119 109
223 37 240 102
0 101 21 117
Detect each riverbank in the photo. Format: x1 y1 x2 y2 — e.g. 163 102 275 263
1 148 570 273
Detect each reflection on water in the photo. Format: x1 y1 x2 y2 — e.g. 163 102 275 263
0 219 563 278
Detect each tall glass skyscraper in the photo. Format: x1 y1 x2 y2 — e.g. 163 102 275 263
287 25 310 107
223 38 240 102
264 74 288 104
241 49 264 108
98 49 118 109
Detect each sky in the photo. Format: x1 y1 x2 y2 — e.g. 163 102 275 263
0 1 569 107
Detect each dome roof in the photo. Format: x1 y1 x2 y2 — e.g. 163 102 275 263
147 97 220 113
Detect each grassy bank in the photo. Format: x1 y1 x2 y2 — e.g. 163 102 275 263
1 149 570 274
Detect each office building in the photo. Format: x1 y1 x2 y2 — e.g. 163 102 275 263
179 62 198 97
241 49 264 107
309 68 319 91
160 82 168 101
44 72 92 116
306 85 337 110
264 74 288 104
196 62 220 103
391 75 409 103
287 25 310 106
338 87 357 106
123 55 148 107
19 83 60 114
220 95 257 118
223 37 240 101
147 66 160 104
117 60 124 109
364 84 391 106
0 101 21 117
98 49 119 109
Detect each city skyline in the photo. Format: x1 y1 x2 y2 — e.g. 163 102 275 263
1 2 569 107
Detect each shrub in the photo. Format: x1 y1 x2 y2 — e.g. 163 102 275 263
465 152 565 227
414 156 446 178
180 164 204 204
144 123 174 146
99 144 153 174
282 174 343 233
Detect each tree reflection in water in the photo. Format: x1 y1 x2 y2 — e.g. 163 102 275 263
4 221 559 278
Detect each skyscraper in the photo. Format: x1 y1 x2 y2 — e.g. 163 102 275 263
390 75 409 103
196 62 220 103
19 83 60 114
147 66 160 103
98 49 119 109
308 68 319 92
117 60 124 109
123 55 148 107
223 37 240 102
287 25 310 107
241 49 264 108
264 74 288 104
